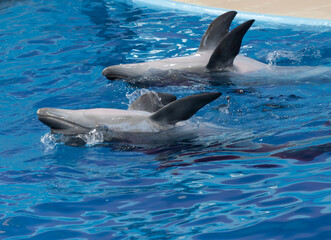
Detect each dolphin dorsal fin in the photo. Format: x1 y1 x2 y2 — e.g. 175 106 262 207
198 11 237 52
129 92 177 113
150 92 221 125
206 19 255 71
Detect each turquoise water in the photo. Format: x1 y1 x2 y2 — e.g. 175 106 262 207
1 0 331 239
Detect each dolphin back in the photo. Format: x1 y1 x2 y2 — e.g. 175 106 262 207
206 19 255 71
149 92 221 125
198 11 237 52
129 92 177 113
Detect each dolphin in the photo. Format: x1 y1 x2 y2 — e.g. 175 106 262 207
37 92 221 143
102 11 266 81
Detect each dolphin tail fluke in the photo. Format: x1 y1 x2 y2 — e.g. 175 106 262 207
198 11 237 52
149 92 221 125
206 19 255 71
129 92 177 113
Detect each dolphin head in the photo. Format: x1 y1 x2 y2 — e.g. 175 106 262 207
102 65 129 80
102 63 152 80
37 108 91 135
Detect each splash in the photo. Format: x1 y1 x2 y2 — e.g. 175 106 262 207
77 128 109 146
266 47 322 66
266 50 302 66
40 132 57 151
40 128 112 148
126 88 151 106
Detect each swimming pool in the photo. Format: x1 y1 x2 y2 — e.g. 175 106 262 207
0 0 330 239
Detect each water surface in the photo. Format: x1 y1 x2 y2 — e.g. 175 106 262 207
0 0 330 239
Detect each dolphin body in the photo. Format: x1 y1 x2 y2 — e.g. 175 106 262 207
37 92 221 143
102 11 266 81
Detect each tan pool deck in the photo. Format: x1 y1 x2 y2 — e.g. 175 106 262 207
173 0 331 19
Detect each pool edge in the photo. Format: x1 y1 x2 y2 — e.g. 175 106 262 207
133 0 331 27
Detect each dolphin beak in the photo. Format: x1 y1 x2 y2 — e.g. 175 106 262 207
102 66 130 80
37 108 89 135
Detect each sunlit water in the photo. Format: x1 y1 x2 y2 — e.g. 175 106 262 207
0 0 330 239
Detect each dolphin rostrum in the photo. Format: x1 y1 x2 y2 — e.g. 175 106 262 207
102 11 266 80
37 92 221 142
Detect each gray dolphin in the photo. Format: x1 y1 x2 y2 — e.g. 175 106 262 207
102 11 266 80
37 92 221 142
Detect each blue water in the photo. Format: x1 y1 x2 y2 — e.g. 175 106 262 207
1 0 331 239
